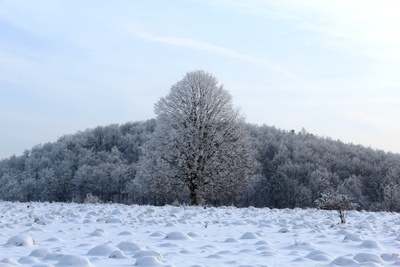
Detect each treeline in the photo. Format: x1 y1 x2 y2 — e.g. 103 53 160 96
247 125 400 211
1 120 400 211
0 120 156 203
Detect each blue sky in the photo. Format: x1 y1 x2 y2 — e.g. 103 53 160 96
1 0 400 159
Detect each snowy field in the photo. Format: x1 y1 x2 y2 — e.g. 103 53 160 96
1 202 400 267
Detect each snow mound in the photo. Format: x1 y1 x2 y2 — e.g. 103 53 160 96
260 251 280 257
56 255 91 266
239 232 260 239
292 224 309 230
45 237 63 242
179 249 195 254
1 257 20 265
109 250 127 259
187 232 201 238
199 244 221 251
306 250 334 261
29 248 51 257
135 256 165 266
353 253 384 264
35 263 56 267
254 240 270 245
134 251 162 259
165 231 193 240
89 229 107 237
256 245 272 252
105 217 123 223
150 231 166 237
331 256 359 266
359 240 384 250
206 253 224 259
118 231 134 236
87 243 120 256
111 209 123 215
343 232 363 242
159 242 179 248
224 238 241 243
6 233 35 246
381 253 399 262
44 252 64 261
18 256 39 264
117 241 146 252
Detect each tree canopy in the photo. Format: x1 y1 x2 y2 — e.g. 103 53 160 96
135 70 255 205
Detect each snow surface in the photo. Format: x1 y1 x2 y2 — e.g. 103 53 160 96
1 202 400 266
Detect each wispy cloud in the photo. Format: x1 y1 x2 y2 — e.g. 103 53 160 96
200 0 298 20
209 1 400 62
132 31 301 81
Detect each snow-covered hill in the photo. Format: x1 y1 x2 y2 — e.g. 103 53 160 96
0 202 399 266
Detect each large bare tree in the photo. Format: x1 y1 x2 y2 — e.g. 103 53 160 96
136 70 255 205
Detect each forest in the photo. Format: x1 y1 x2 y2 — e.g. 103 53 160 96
1 71 400 211
1 119 400 211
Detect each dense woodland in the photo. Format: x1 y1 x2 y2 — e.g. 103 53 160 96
1 119 400 211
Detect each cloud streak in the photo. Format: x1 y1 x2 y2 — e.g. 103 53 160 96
133 31 301 81
210 1 400 62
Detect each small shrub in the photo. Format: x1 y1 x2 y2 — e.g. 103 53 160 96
171 199 181 207
315 191 357 224
84 193 102 204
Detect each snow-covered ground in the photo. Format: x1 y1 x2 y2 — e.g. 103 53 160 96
1 202 400 267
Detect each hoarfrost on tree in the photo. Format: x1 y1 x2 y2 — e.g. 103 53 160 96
136 70 255 205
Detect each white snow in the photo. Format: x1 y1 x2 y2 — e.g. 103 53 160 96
1 202 400 266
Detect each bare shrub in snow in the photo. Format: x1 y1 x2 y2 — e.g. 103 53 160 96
315 191 357 224
84 193 102 204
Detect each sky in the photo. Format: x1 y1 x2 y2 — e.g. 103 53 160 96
1 0 400 159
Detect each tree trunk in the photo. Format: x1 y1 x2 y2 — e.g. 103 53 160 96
190 187 199 205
